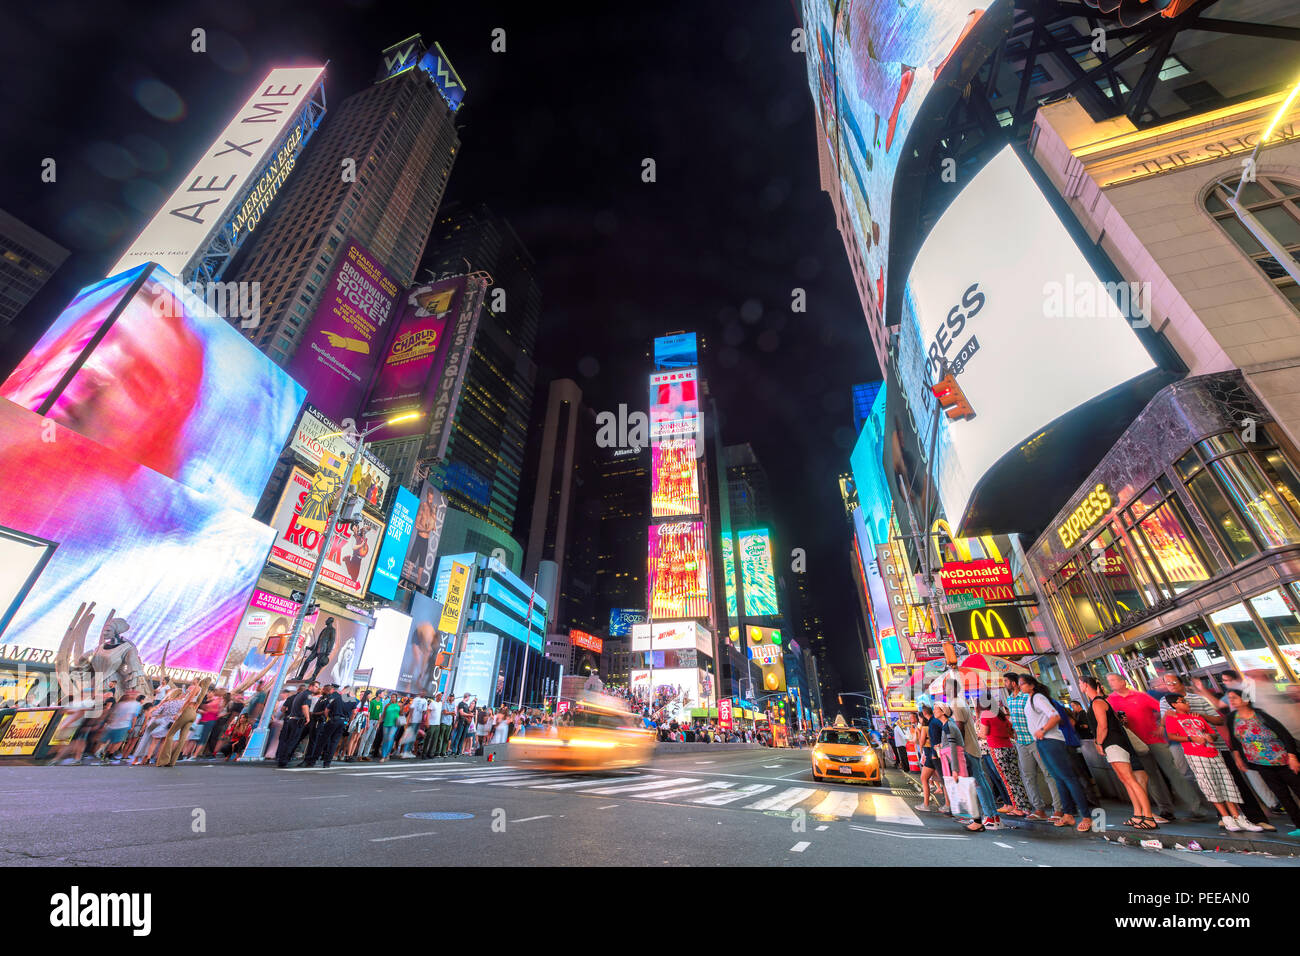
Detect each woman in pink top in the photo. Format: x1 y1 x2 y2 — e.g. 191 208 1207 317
980 702 1028 816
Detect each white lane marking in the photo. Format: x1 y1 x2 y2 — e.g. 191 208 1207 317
745 787 818 811
849 825 969 841
110 805 196 813
410 788 441 793
491 775 568 787
644 781 734 800
370 831 438 842
299 794 348 800
863 793 923 827
790 841 810 853
693 784 775 806
816 825 829 831
994 841 1013 849
447 771 540 784
510 815 552 823
694 760 716 764
763 765 780 769
535 777 634 789
583 777 699 795
597 804 619 810
809 792 859 818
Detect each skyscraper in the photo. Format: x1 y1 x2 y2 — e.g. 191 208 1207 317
594 446 650 623
0 207 68 331
231 38 462 373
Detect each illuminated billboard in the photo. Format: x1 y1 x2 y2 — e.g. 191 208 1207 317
362 278 462 435
570 629 603 654
648 521 710 619
268 467 384 599
1 265 305 516
801 1 995 327
848 383 891 550
722 535 737 618
649 369 699 440
746 626 787 692
0 398 274 674
903 146 1158 531
651 439 701 517
403 481 449 593
739 529 778 617
110 67 325 279
369 485 418 601
291 405 391 507
609 608 646 637
630 621 712 655
287 238 401 423
654 332 698 370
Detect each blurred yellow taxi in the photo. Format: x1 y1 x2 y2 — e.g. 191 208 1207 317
811 727 882 785
510 694 653 772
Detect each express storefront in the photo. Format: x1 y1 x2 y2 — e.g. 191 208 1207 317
1029 372 1300 691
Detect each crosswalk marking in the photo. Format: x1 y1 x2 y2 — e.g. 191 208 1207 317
491 775 571 787
692 783 774 806
448 772 543 785
643 780 733 800
809 792 859 818
863 792 923 827
744 787 817 811
582 777 700 795
533 777 631 789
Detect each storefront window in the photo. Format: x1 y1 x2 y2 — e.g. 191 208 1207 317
1054 559 1107 643
1246 588 1300 682
1257 444 1300 521
1200 443 1300 548
1086 527 1147 619
1207 601 1285 681
1126 477 1215 596
1183 469 1260 562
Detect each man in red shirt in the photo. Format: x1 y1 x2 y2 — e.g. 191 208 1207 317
1106 673 1212 820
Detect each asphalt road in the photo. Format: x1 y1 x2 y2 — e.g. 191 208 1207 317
2 748 1295 867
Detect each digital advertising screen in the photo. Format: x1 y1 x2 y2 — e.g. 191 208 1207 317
362 278 462 435
649 369 699 441
403 481 449 593
370 485 419 601
399 591 450 695
849 383 892 550
653 332 698 369
608 608 646 637
1 265 306 516
358 607 412 690
288 238 401 423
648 521 710 620
268 467 384 599
570 629 603 654
746 626 787 692
801 0 996 327
651 439 701 517
739 529 778 617
630 621 712 655
904 146 1158 531
291 405 391 507
722 534 737 618
220 590 317 687
0 398 275 674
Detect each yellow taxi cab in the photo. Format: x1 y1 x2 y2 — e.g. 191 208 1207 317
811 727 882 785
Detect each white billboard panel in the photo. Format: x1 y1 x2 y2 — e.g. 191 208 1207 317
908 145 1155 527
630 621 712 654
110 67 325 278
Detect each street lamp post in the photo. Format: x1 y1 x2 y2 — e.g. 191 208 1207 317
241 412 419 761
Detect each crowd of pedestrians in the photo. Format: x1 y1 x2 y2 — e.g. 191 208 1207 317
887 668 1300 838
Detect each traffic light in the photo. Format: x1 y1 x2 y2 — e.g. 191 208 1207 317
931 374 975 420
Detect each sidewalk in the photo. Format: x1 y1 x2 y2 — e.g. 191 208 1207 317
889 766 1300 857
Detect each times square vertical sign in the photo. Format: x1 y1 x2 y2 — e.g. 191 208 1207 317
109 66 326 283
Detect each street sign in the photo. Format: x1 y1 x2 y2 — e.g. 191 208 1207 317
942 592 985 613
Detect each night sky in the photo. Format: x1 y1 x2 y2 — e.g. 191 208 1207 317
0 0 880 697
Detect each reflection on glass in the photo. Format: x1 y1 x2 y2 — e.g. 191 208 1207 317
1247 588 1300 682
1137 501 1214 593
1208 602 1277 675
1258 448 1300 521
1207 454 1300 548
1116 528 1168 603
1087 528 1147 618
1185 471 1258 562
1061 562 1106 639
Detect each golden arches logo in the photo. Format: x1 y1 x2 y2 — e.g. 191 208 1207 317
931 519 1003 564
968 608 1011 641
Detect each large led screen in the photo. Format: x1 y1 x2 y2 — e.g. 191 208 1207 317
739 529 778 617
746 626 787 693
609 608 646 637
653 332 698 370
291 405 391 506
0 398 274 673
648 521 710 620
268 467 384 599
362 278 462 435
369 485 418 601
905 146 1156 530
1 265 306 515
722 535 737 618
288 238 400 423
651 439 701 517
649 369 699 441
849 383 891 550
801 0 996 326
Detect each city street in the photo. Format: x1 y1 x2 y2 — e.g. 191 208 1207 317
2 749 1292 867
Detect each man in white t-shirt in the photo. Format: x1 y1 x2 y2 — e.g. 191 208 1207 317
422 693 445 759
403 695 428 757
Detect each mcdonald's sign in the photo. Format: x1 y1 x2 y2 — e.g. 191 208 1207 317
949 606 1027 644
966 637 1033 657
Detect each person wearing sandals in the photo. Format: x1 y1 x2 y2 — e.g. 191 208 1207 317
1020 674 1094 832
980 701 1028 817
915 704 949 814
1081 677 1157 830
1163 693 1262 833
945 695 1003 832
